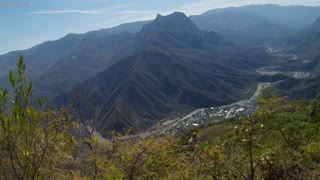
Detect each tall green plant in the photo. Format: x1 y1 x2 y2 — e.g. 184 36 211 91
0 54 76 179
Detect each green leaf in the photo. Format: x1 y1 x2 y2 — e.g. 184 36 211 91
38 97 44 107
8 69 15 87
27 82 32 94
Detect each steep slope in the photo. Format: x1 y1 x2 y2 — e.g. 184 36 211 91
34 31 136 98
274 74 320 100
283 17 320 56
51 12 274 134
272 16 320 73
0 33 82 78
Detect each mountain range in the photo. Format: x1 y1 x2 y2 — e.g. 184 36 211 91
50 12 277 133
2 4 320 95
1 4 320 134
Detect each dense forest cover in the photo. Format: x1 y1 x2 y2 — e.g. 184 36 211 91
0 56 319 179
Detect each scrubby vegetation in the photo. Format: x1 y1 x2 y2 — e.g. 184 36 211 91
0 55 319 179
0 55 76 179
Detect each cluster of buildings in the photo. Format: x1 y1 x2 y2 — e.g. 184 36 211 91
161 100 257 135
156 83 272 136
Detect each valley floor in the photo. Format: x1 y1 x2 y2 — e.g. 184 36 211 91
133 82 273 138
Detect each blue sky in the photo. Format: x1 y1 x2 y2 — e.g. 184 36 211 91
1 0 320 55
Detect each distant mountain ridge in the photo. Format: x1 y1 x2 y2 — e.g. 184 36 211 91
0 21 149 90
0 34 82 77
191 4 320 46
191 9 291 46
202 4 320 29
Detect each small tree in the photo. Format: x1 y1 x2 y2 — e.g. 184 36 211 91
0 54 76 179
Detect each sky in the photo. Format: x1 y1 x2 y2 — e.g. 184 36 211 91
1 0 320 55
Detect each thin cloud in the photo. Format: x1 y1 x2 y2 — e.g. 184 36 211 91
110 10 159 15
99 2 139 13
107 10 173 22
93 9 173 30
29 2 138 15
29 10 100 14
69 0 106 9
